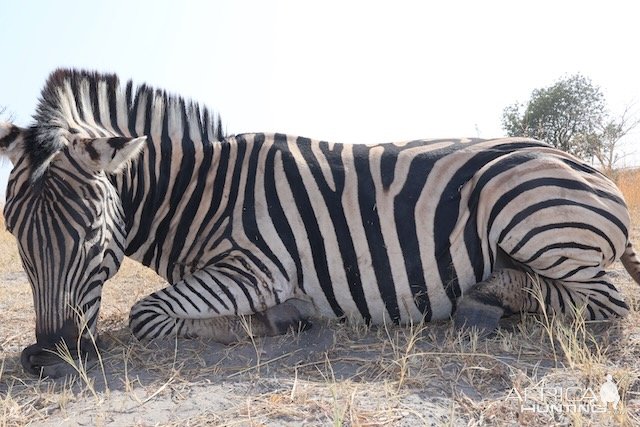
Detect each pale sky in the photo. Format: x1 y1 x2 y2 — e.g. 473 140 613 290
2 1 640 200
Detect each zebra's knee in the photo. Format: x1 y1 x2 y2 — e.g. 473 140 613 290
128 298 173 340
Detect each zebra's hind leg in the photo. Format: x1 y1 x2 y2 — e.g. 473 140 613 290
453 269 538 334
453 269 629 335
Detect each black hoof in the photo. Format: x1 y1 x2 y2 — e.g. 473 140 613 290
454 298 503 337
265 299 314 336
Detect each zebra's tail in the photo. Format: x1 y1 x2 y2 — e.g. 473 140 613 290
621 241 640 286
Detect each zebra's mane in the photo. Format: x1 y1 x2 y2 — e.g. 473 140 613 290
26 68 224 177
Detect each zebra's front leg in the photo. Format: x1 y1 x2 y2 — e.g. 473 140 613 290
129 267 313 343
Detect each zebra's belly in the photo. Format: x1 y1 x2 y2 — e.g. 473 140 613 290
296 241 484 325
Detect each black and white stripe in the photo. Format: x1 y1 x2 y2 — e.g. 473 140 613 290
2 69 638 347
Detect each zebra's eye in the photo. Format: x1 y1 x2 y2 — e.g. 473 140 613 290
85 224 102 244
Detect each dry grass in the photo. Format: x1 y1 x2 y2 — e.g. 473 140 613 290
0 182 640 424
617 168 640 214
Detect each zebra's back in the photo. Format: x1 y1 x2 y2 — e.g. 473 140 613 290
124 132 628 325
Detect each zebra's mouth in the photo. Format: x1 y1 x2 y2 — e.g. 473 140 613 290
20 340 98 378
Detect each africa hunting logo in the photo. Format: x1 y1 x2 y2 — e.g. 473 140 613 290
506 374 621 414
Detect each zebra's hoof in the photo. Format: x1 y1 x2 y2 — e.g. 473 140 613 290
453 298 503 337
263 298 314 336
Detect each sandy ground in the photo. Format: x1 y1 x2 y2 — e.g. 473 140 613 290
1 221 639 426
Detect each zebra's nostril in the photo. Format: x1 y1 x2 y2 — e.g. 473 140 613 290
20 343 49 375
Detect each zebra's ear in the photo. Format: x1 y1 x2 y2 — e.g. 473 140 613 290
0 122 26 165
69 135 147 173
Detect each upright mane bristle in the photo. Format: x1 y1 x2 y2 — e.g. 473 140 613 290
25 68 224 177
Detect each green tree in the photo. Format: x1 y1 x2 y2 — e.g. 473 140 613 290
575 105 640 177
502 74 606 157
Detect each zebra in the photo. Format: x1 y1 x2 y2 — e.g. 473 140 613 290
1 68 639 378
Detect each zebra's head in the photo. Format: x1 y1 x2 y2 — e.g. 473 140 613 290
1 121 146 377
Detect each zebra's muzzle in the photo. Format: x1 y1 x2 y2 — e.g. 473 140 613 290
20 321 99 378
20 339 98 378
